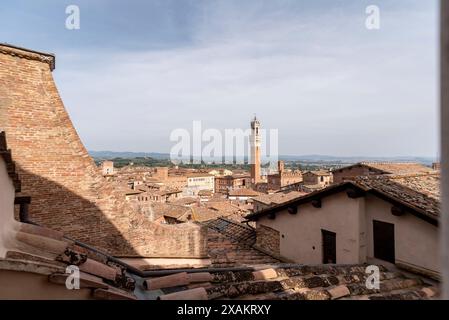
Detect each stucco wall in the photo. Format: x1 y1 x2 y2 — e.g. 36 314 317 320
0 157 19 258
364 194 439 276
255 190 439 276
187 176 215 195
257 192 365 264
0 156 15 220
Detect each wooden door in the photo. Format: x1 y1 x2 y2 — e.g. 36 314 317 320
373 220 395 263
322 229 336 264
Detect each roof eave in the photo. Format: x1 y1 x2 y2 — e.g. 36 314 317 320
246 182 361 221
246 181 439 226
0 43 56 71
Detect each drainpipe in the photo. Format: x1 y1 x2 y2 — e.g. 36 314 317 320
440 0 449 300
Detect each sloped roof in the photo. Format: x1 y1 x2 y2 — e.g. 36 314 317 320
247 173 440 225
150 203 190 220
204 217 256 244
361 162 435 174
304 170 332 176
150 188 182 196
228 188 261 197
168 197 198 206
198 189 213 196
0 131 136 299
1 225 137 300
333 162 434 175
253 191 305 206
147 264 438 300
187 173 214 178
0 43 55 70
355 173 440 219
191 207 228 222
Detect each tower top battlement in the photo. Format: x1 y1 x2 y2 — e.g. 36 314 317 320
251 115 260 129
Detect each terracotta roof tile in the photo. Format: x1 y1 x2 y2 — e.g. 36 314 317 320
149 264 439 300
359 162 435 175
0 131 137 299
150 203 190 220
205 217 256 244
228 188 261 197
355 173 440 218
168 197 198 206
248 172 440 224
253 191 305 206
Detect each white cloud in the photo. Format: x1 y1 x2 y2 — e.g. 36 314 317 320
54 0 438 157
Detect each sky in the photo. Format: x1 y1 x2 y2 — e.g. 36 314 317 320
0 0 439 157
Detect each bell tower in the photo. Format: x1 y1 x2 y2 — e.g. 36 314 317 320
250 116 261 185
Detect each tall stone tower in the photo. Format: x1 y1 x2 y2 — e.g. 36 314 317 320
250 116 261 185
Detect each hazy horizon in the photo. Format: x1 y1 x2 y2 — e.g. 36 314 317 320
89 150 437 160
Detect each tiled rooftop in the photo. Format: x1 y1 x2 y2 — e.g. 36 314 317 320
0 131 137 299
247 172 441 224
1 224 138 300
361 162 435 174
306 170 332 176
186 173 214 178
228 188 261 197
144 264 438 300
150 203 190 220
205 227 279 267
345 162 435 175
168 197 198 206
190 206 238 223
253 191 305 206
355 173 440 218
204 217 256 244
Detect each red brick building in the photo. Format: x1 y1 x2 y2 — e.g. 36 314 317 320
0 43 206 258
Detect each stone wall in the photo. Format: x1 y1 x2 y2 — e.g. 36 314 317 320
255 224 280 257
0 43 207 258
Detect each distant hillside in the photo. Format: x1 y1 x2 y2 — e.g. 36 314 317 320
89 151 436 166
89 150 170 160
280 155 436 166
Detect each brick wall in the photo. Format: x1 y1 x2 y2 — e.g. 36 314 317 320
255 224 280 256
0 44 207 258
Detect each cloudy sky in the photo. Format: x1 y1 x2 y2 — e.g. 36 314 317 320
0 0 439 157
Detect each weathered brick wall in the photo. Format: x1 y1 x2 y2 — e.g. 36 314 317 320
255 224 280 256
0 44 207 258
